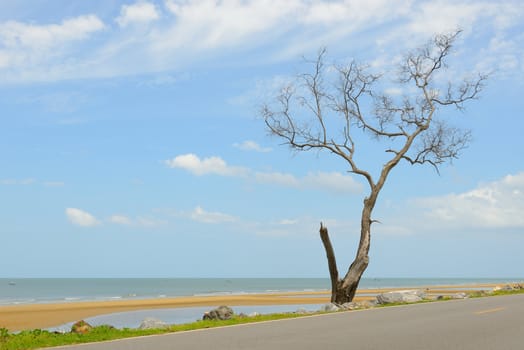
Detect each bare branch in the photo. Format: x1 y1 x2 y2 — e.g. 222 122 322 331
262 29 485 187
432 73 489 109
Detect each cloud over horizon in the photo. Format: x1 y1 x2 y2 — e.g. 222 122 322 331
116 2 160 27
190 206 238 224
417 172 524 229
233 140 272 153
166 153 362 194
165 153 248 177
65 208 100 227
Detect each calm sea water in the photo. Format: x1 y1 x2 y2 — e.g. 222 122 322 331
1 277 521 306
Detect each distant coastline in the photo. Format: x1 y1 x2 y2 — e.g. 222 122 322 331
2 279 522 332
1 277 521 306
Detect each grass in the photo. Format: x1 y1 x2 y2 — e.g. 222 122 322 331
478 288 524 297
0 313 312 350
2 287 524 350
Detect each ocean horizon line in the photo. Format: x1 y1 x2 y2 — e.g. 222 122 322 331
2 277 522 307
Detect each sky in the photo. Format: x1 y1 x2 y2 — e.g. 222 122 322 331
1 0 523 279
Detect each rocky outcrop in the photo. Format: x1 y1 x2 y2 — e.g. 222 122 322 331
337 302 368 310
451 292 468 299
71 320 92 334
295 308 310 314
493 285 513 292
139 317 169 330
493 284 523 292
376 290 426 304
319 301 377 312
321 303 341 312
203 306 234 320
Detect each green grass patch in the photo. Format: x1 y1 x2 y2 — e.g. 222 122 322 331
0 313 312 350
490 288 524 296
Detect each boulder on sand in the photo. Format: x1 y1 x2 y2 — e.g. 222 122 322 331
321 303 341 312
376 290 426 304
139 317 169 330
203 306 234 320
71 320 93 334
451 292 468 299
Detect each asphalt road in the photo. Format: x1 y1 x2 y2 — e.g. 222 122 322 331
56 294 524 350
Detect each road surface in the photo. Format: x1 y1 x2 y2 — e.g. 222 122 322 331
56 294 524 349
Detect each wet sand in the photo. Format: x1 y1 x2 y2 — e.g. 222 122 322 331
0 283 502 331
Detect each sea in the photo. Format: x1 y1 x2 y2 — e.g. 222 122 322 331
2 278 521 331
1 277 521 306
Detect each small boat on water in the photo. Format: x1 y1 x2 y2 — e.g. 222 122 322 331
8 281 16 286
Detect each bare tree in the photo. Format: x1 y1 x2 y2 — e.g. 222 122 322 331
261 30 487 304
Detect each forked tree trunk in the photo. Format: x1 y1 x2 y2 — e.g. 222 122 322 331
320 198 373 304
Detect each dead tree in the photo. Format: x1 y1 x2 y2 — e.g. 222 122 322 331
262 30 487 304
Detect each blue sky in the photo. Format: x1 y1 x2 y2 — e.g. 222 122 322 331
1 0 523 278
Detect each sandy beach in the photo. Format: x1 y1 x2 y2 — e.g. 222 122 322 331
0 283 505 331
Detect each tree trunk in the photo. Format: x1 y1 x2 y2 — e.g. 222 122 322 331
319 223 341 303
320 197 373 304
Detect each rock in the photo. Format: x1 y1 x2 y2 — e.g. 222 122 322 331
493 285 513 292
203 306 234 320
376 290 426 304
341 302 360 310
359 300 379 308
469 290 491 297
71 320 92 334
451 292 468 299
321 303 341 312
139 317 169 330
295 308 309 314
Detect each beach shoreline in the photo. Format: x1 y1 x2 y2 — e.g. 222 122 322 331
0 283 509 331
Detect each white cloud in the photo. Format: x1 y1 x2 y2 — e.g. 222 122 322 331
161 0 300 50
301 0 410 25
0 15 104 50
384 87 404 96
404 1 485 37
475 33 524 80
0 14 105 82
109 214 166 227
165 154 248 177
415 172 524 229
1 178 35 185
233 140 272 153
278 219 298 225
1 179 66 187
166 154 362 194
109 215 133 225
116 1 160 27
0 0 522 83
190 206 238 224
65 208 100 227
